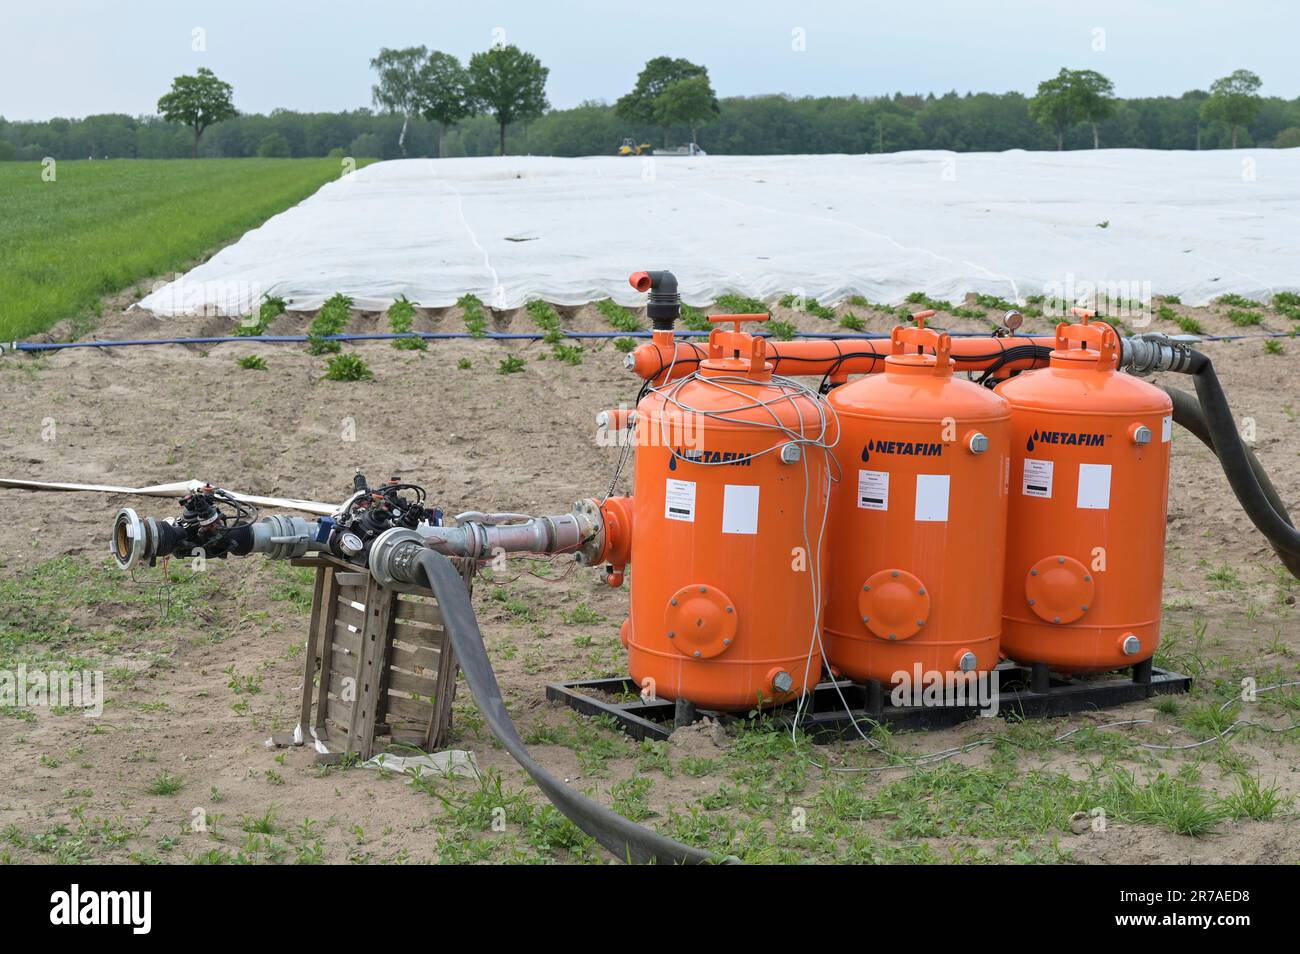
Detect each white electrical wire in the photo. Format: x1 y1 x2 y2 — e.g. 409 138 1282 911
603 340 696 502
642 363 879 744
811 680 1300 775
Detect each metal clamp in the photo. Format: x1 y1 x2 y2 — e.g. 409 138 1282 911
1121 333 1201 375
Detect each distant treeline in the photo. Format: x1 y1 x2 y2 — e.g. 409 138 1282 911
4 89 1300 160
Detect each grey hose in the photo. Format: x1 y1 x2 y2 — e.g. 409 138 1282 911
411 548 721 865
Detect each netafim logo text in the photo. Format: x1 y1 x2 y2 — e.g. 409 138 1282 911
1026 429 1106 452
0 665 103 717
890 664 1000 717
50 884 151 934
861 439 944 462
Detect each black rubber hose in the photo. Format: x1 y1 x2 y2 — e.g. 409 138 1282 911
1172 353 1300 574
1162 380 1300 578
412 549 720 865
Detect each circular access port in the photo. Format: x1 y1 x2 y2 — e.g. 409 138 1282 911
859 568 931 641
664 584 738 659
1025 555 1095 625
111 508 147 570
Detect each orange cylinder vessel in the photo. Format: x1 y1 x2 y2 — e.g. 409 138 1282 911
995 320 1172 672
824 322 1011 683
623 316 835 710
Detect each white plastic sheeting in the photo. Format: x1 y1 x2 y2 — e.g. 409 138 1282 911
138 150 1300 315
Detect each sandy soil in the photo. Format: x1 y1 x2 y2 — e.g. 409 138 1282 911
0 289 1296 864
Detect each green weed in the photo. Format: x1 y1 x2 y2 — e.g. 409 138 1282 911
458 293 488 336
145 772 184 796
596 299 642 332
679 304 711 331
766 320 797 341
235 295 286 336
307 292 353 354
387 295 425 351
1219 775 1289 821
714 293 766 315
320 352 373 382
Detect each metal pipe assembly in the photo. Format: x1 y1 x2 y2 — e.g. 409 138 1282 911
98 271 1297 864
111 481 626 575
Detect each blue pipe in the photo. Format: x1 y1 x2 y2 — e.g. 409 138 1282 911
3 329 1291 354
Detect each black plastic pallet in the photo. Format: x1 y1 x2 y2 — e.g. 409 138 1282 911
544 659 1192 743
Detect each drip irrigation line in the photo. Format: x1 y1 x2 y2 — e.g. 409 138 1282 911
6 329 1291 354
809 680 1300 775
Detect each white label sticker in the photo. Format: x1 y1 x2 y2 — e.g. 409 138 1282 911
664 478 696 522
1023 458 1054 498
1077 463 1113 510
914 474 951 522
1161 415 1172 443
721 484 760 534
857 469 889 510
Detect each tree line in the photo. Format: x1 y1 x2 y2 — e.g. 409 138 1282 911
3 53 1297 162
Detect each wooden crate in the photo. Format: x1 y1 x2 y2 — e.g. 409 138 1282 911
281 552 473 761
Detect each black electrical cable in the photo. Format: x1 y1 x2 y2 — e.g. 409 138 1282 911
648 340 1049 385
975 345 1054 387
409 548 723 865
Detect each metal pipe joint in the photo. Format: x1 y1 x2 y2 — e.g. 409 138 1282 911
1120 333 1203 375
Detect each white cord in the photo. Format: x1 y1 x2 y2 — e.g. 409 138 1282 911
644 366 873 743
811 680 1300 774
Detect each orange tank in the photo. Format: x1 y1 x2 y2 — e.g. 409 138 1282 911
824 320 1011 683
623 315 836 710
995 319 1172 672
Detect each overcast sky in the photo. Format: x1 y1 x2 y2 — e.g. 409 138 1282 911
2 1 1295 121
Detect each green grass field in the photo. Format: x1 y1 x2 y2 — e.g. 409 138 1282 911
0 158 365 340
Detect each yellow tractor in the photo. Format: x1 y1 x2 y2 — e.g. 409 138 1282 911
618 137 653 156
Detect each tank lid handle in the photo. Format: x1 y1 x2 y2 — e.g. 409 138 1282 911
703 315 772 378
1053 316 1120 369
889 314 952 373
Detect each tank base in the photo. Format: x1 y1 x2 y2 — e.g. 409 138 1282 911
545 660 1191 743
